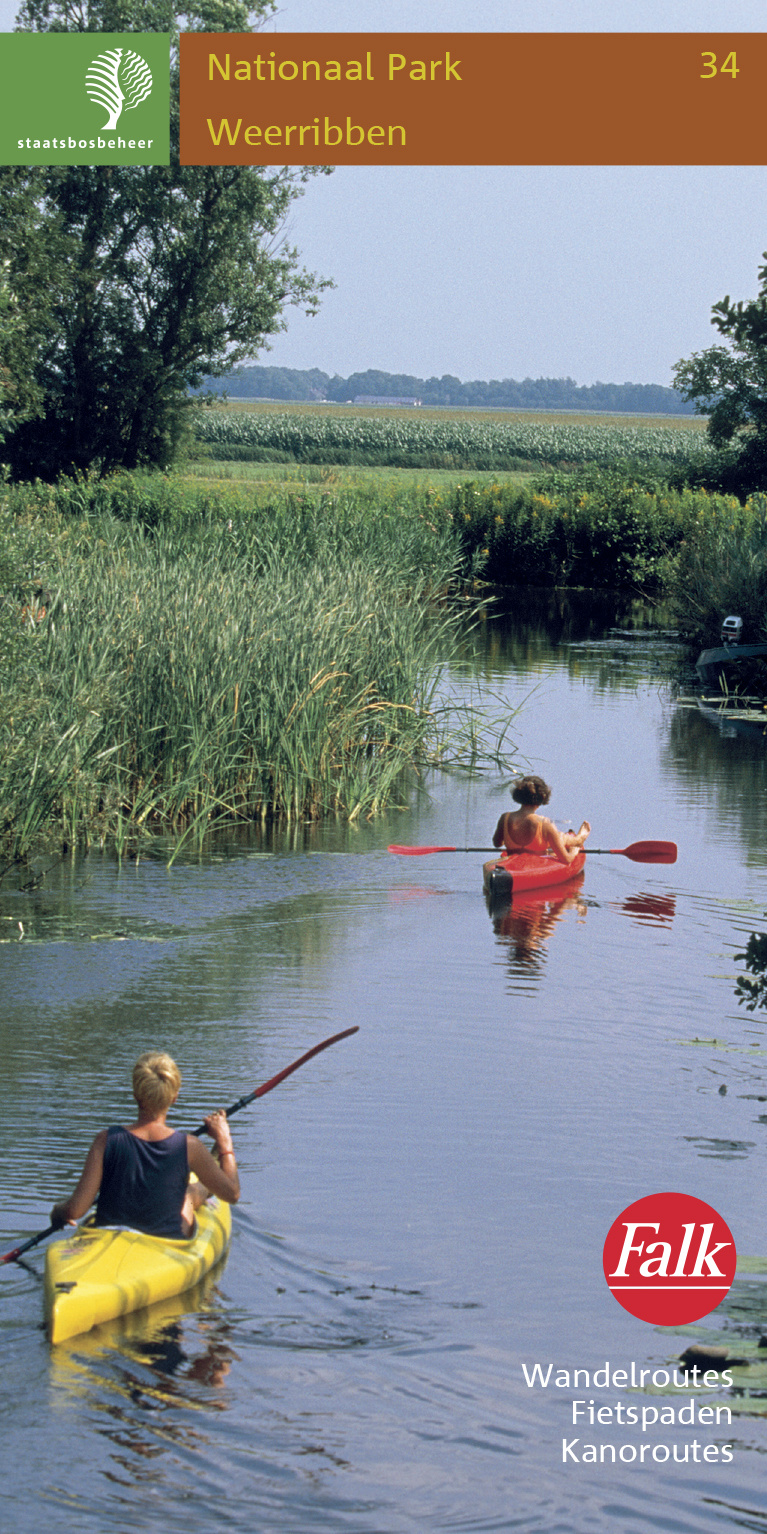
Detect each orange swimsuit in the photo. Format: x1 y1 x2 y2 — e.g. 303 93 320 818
501 814 549 854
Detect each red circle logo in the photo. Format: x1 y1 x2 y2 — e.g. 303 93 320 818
603 1192 736 1325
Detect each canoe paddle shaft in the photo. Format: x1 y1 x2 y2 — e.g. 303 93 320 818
1 1226 57 1265
1 1026 359 1266
388 840 677 864
190 1026 359 1136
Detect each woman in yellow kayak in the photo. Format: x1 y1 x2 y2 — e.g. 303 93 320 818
493 775 591 866
50 1052 240 1239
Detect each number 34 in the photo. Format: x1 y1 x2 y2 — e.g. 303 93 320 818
701 51 739 78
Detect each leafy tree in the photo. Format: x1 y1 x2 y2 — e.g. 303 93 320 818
0 169 66 440
1 0 330 477
673 253 767 492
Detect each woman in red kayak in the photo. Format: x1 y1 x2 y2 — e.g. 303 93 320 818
50 1052 240 1239
492 775 590 866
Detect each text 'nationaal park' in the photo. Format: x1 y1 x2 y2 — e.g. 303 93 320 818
179 32 767 166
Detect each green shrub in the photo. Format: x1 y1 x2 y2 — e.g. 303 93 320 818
446 468 722 591
735 929 767 1011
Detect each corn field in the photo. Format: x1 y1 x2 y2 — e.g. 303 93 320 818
193 406 712 471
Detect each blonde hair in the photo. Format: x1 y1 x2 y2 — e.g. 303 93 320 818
132 1052 181 1114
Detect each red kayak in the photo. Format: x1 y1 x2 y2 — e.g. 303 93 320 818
483 850 586 902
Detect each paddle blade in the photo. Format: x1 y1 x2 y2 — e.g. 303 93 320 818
596 840 677 864
387 844 458 856
1 1224 56 1264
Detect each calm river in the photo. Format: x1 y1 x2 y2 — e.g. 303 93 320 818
3 591 767 1533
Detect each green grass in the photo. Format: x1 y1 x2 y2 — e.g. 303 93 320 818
183 458 536 492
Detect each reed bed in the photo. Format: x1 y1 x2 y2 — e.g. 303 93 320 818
6 457 746 863
664 492 767 645
0 479 513 862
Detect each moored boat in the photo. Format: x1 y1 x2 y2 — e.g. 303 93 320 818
482 849 586 903
695 642 767 690
44 1195 231 1345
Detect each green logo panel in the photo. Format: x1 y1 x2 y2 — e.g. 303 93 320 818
0 33 170 164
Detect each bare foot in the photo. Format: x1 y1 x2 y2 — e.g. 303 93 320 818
180 1179 210 1237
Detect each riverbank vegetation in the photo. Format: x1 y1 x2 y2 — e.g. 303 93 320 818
188 440 754 614
665 250 767 643
663 492 767 644
449 469 745 594
0 476 519 864
3 400 766 861
188 402 767 646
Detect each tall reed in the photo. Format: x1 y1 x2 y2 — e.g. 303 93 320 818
0 478 510 860
665 492 767 645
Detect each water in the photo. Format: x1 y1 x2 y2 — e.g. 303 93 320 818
3 590 767 1533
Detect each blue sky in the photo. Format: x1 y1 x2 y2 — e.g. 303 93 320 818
3 0 766 387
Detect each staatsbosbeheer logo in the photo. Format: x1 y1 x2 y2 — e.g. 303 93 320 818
603 1191 737 1325
85 48 153 131
0 32 170 165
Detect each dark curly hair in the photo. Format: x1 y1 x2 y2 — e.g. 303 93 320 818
511 775 551 807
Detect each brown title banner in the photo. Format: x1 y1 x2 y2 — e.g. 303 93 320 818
180 32 767 166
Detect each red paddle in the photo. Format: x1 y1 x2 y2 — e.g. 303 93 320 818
1 1026 359 1266
388 840 677 864
187 1027 359 1134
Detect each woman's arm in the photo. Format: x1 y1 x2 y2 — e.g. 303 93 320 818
187 1112 240 1204
50 1130 107 1227
492 814 508 849
544 819 589 865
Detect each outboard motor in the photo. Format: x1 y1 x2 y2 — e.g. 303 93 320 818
721 615 743 645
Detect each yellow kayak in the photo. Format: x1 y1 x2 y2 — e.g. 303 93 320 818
44 1197 231 1344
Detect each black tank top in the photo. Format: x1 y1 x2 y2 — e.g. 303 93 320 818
95 1125 189 1238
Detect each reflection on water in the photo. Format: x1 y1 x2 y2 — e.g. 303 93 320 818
130 1318 235 1388
488 875 588 975
695 698 767 741
49 1270 233 1394
5 587 767 1533
682 1136 756 1161
462 587 681 692
665 704 767 870
613 892 677 927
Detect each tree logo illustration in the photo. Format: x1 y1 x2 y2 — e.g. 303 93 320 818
85 48 153 131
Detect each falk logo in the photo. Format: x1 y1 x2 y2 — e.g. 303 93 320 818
85 48 153 131
603 1191 737 1326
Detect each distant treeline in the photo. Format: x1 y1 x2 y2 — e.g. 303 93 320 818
196 366 694 415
